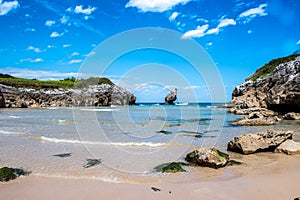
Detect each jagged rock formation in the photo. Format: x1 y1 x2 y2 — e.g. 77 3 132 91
165 88 177 105
0 84 136 108
227 130 293 154
227 54 300 113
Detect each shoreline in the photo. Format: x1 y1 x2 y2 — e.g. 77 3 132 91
1 164 300 200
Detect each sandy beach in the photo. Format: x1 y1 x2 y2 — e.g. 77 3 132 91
1 149 300 200
1 162 300 200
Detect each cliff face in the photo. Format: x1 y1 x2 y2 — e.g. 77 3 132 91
0 84 136 108
229 55 300 113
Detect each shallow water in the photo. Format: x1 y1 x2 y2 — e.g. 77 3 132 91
0 103 299 183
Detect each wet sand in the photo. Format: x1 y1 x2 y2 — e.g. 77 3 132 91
1 164 300 200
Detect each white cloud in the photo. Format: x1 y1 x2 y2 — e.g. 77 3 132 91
169 12 179 21
60 15 69 24
206 18 236 35
45 20 55 27
24 28 35 32
296 40 300 45
63 44 71 48
19 58 43 63
206 27 219 35
183 18 236 39
66 7 71 12
248 30 252 34
84 51 96 57
71 52 79 56
239 3 268 23
26 46 42 53
218 18 236 27
125 0 191 12
68 59 82 64
47 45 56 48
74 5 96 15
206 42 213 46
0 67 91 80
182 24 209 39
0 0 19 15
50 32 64 38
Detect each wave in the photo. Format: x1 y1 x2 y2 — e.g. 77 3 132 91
80 108 119 112
175 102 188 106
9 115 20 119
0 130 24 135
206 105 218 108
40 136 165 147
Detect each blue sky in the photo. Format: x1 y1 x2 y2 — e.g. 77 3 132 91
0 0 299 102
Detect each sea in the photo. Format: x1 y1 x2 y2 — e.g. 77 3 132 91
0 103 299 183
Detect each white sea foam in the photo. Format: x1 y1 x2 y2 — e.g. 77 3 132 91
175 102 188 106
9 115 21 119
40 136 165 147
0 130 24 135
80 108 119 112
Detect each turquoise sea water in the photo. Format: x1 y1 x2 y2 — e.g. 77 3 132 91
0 103 299 183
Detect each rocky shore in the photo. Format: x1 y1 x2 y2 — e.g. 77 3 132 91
0 83 136 108
223 54 300 125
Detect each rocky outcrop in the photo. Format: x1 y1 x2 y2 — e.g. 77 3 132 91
0 92 5 108
185 147 229 169
0 84 136 108
227 130 293 154
275 140 300 155
228 55 300 113
283 112 300 120
165 88 177 105
231 111 279 126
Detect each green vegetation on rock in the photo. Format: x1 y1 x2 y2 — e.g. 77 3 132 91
154 162 187 173
246 54 300 81
0 73 114 90
0 167 29 182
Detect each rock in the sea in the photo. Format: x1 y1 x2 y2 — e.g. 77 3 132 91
185 147 229 169
83 159 101 168
275 140 300 155
228 54 300 113
0 167 29 182
0 83 136 108
227 130 293 154
165 88 177 105
283 112 300 120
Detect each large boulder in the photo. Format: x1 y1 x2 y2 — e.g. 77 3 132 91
275 140 300 155
165 88 177 105
229 55 300 113
185 147 229 169
227 130 293 154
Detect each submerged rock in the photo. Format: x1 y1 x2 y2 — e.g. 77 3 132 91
165 88 177 105
156 130 172 135
83 159 101 168
0 167 30 182
154 162 187 173
275 140 300 155
53 153 72 158
185 148 229 169
227 130 293 154
283 112 300 120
